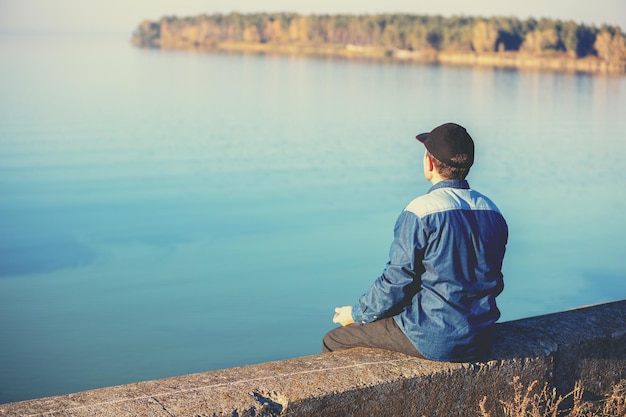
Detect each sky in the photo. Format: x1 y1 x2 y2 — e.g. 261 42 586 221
0 0 625 35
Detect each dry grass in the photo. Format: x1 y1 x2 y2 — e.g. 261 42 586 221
479 376 626 417
602 380 626 417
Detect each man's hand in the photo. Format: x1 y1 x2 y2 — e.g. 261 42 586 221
332 306 355 326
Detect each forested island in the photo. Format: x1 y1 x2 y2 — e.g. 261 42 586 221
131 13 626 74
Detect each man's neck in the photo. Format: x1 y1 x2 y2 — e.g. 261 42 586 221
429 172 445 186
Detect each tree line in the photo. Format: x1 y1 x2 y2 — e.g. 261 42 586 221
132 13 626 66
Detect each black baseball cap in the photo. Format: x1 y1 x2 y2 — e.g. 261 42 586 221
415 122 474 168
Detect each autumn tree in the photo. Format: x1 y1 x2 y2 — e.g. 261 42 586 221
472 20 498 52
595 27 626 64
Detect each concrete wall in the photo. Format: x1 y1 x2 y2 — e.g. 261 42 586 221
1 300 625 417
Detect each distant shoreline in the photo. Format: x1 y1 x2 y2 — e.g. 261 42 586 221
134 40 626 75
131 13 626 75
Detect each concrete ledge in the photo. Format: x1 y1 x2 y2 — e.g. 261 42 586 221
1 300 625 416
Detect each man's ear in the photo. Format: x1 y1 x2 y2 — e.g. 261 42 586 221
425 153 435 172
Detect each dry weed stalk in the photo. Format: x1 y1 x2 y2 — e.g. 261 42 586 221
563 381 594 417
601 379 626 416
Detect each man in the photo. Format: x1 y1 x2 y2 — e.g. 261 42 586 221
323 122 508 362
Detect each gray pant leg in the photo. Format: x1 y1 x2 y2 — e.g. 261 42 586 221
322 317 425 358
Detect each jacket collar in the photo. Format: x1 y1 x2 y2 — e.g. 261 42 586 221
428 179 470 193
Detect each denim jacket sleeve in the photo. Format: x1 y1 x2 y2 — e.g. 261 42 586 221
351 210 424 325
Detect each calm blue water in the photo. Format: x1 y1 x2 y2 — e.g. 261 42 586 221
1 33 625 403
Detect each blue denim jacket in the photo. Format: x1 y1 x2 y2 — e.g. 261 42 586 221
352 180 508 361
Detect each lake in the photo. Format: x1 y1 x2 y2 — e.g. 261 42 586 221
0 33 625 403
